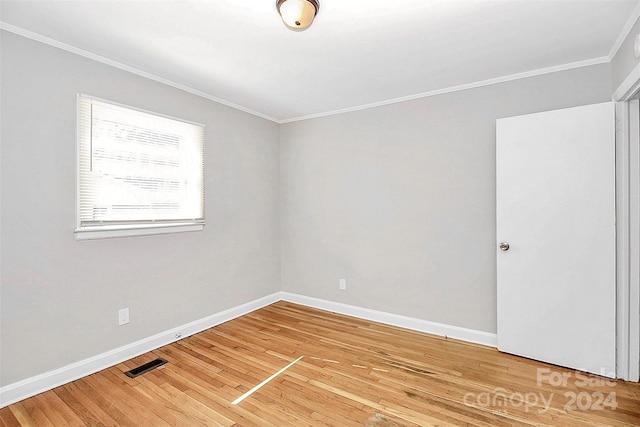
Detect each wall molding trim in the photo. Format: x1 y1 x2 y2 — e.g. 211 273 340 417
0 291 497 408
280 57 610 123
0 292 282 408
0 23 280 124
280 292 497 348
613 99 640 382
1 22 610 126
608 1 640 60
613 60 640 102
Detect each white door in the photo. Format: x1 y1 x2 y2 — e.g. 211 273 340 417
496 102 616 377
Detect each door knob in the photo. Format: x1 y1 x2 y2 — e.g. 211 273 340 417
499 242 510 251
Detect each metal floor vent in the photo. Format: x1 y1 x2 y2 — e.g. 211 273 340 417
125 358 168 378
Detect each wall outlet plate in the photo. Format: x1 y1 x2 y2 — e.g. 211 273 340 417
339 279 347 290
118 308 130 325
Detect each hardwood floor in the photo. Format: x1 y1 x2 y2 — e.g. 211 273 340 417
1 301 639 426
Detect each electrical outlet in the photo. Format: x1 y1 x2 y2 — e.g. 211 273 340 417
118 308 130 326
339 279 347 290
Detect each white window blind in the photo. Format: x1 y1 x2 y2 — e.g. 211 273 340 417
76 95 204 239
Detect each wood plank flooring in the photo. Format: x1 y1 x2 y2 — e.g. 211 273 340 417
1 301 639 426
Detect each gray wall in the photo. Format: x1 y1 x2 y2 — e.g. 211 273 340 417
612 17 640 93
0 31 281 385
0 28 616 388
280 64 613 333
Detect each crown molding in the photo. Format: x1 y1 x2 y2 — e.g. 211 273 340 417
608 1 640 60
0 21 614 124
0 22 280 123
281 57 610 123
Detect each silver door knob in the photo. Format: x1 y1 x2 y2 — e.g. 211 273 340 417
499 242 510 251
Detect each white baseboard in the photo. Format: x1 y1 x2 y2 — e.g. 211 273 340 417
1 291 497 408
280 292 497 348
0 292 282 408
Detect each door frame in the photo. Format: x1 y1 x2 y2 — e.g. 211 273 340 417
613 73 640 382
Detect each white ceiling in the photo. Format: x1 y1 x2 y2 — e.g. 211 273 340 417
1 0 639 122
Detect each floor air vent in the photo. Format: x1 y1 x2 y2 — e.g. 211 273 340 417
125 358 168 378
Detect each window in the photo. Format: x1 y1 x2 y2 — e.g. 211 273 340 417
76 95 204 240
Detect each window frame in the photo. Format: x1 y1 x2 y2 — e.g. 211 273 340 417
75 94 205 240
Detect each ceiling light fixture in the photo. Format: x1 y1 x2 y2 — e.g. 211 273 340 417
276 0 319 31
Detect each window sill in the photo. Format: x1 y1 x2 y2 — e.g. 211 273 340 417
75 223 204 240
